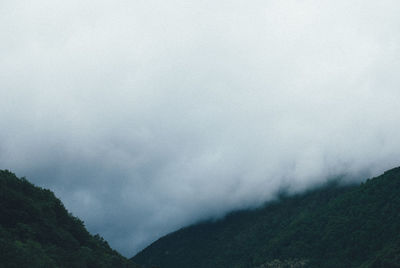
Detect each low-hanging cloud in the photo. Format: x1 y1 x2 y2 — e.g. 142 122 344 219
1 0 400 256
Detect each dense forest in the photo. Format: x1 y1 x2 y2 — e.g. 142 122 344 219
133 167 400 268
0 170 139 268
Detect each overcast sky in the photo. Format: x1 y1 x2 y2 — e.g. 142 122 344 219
1 0 400 256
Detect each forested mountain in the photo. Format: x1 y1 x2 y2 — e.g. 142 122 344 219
3 166 400 268
0 170 139 268
133 167 400 268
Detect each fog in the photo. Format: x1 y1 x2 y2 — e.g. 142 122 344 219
1 0 400 256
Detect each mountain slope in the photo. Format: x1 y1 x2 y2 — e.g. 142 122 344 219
132 167 400 268
0 170 139 268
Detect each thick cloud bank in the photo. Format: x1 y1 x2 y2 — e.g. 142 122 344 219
1 0 400 256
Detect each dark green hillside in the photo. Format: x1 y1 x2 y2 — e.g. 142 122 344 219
0 170 139 268
133 167 400 268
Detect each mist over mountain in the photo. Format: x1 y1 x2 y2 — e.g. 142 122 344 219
1 0 400 255
133 167 400 267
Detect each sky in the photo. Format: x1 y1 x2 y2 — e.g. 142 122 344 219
1 0 400 256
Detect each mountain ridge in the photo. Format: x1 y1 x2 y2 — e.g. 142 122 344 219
0 169 140 268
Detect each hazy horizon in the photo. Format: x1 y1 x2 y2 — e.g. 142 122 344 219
1 0 400 256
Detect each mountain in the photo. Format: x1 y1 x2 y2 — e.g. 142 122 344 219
0 170 140 268
132 167 400 268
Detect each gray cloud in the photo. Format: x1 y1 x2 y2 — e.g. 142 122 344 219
1 0 400 256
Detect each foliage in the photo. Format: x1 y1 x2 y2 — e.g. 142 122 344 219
0 170 140 268
133 167 400 268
